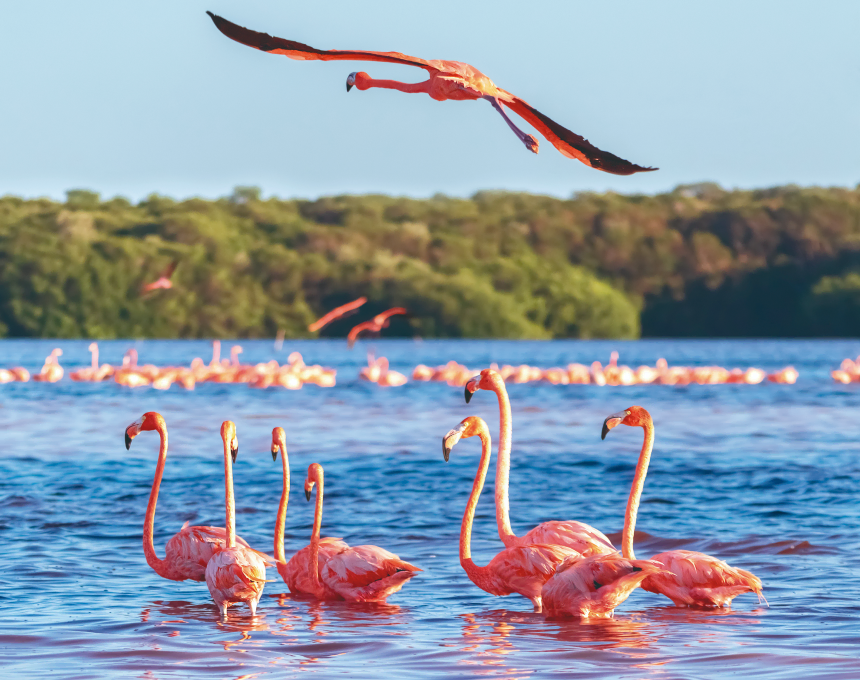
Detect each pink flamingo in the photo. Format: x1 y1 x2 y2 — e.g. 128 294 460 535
464 369 615 555
445 416 578 612
141 259 178 294
124 412 252 582
205 421 272 619
295 462 420 602
32 348 64 383
271 428 348 599
602 406 764 607
308 296 368 332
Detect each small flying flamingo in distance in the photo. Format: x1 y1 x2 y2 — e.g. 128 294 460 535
206 13 657 175
125 412 252 582
302 463 421 602
346 307 408 348
308 297 368 332
205 421 273 619
141 260 178 294
602 405 764 607
464 369 615 556
444 416 578 612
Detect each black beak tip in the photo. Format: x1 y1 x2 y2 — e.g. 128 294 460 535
305 489 311 501
443 444 450 463
271 450 277 462
125 432 132 450
231 445 238 464
464 386 472 404
346 82 353 92
601 422 610 440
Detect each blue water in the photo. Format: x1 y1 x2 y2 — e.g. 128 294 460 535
1 339 859 679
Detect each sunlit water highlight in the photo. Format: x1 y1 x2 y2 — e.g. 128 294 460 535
1 339 859 678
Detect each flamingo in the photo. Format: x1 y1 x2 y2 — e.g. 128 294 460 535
601 405 764 607
346 308 408 348
124 412 252 582
297 462 421 602
444 416 578 612
32 348 64 383
271 429 348 599
464 369 615 555
141 260 178 294
308 297 368 332
205 421 272 619
70 342 114 382
206 12 657 176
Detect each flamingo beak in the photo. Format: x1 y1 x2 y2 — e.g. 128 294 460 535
442 424 466 462
125 431 132 450
124 416 144 450
601 411 629 440
346 72 357 92
231 442 239 464
271 444 278 462
464 376 480 404
305 488 312 501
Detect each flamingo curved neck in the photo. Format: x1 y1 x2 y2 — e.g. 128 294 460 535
274 442 289 564
222 438 236 549
309 475 324 591
358 76 431 94
459 429 493 584
489 378 516 546
143 423 172 579
622 420 654 560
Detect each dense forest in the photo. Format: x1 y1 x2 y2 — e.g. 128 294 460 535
0 183 858 339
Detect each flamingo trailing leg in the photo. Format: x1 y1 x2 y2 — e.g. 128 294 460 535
601 406 764 608
444 416 579 612
464 369 614 556
205 421 272 619
124 412 251 582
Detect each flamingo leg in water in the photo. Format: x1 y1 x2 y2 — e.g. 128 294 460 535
484 96 539 153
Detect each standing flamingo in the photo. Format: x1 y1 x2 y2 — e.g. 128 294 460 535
346 308 408 348
271 428 348 599
464 369 614 555
205 421 271 619
445 416 579 611
298 462 420 602
308 297 368 332
601 406 764 607
206 13 656 175
32 348 64 383
124 412 251 582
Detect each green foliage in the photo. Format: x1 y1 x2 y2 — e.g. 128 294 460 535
0 183 858 339
803 272 860 337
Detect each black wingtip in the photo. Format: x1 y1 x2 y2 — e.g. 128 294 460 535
125 432 132 450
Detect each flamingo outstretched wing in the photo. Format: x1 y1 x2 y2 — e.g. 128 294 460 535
160 259 179 280
499 91 657 176
308 296 368 332
207 12 440 72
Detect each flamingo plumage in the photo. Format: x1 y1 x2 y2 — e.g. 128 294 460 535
601 405 764 608
464 369 615 556
124 412 251 582
206 12 656 176
444 416 579 612
308 296 368 332
141 260 178 294
205 421 272 619
346 308 408 348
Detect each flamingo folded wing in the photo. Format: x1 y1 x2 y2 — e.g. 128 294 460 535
321 545 421 601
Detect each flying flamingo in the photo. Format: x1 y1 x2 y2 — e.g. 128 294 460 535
602 405 764 607
271 429 348 599
464 369 615 555
205 421 272 619
308 297 368 332
444 416 578 612
206 13 657 175
347 308 408 348
298 462 421 601
141 260 178 294
124 412 252 582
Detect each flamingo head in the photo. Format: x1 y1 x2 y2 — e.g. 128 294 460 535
271 427 285 462
304 463 323 501
464 368 503 404
221 421 238 464
124 411 164 449
347 72 361 92
601 405 652 440
442 416 488 462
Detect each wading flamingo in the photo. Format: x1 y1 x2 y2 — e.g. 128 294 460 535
205 421 272 619
308 297 368 332
302 463 421 601
346 307 408 348
125 412 251 582
32 348 64 383
206 13 656 175
445 416 578 612
271 428 348 598
602 405 763 607
464 369 615 555
141 260 178 294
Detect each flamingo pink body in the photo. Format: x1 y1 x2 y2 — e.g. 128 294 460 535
141 260 178 294
204 421 270 619
206 12 656 176
347 308 408 348
445 416 579 612
124 412 251 582
602 405 763 607
464 369 615 556
308 297 367 332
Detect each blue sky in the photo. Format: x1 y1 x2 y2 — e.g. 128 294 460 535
1 0 857 201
